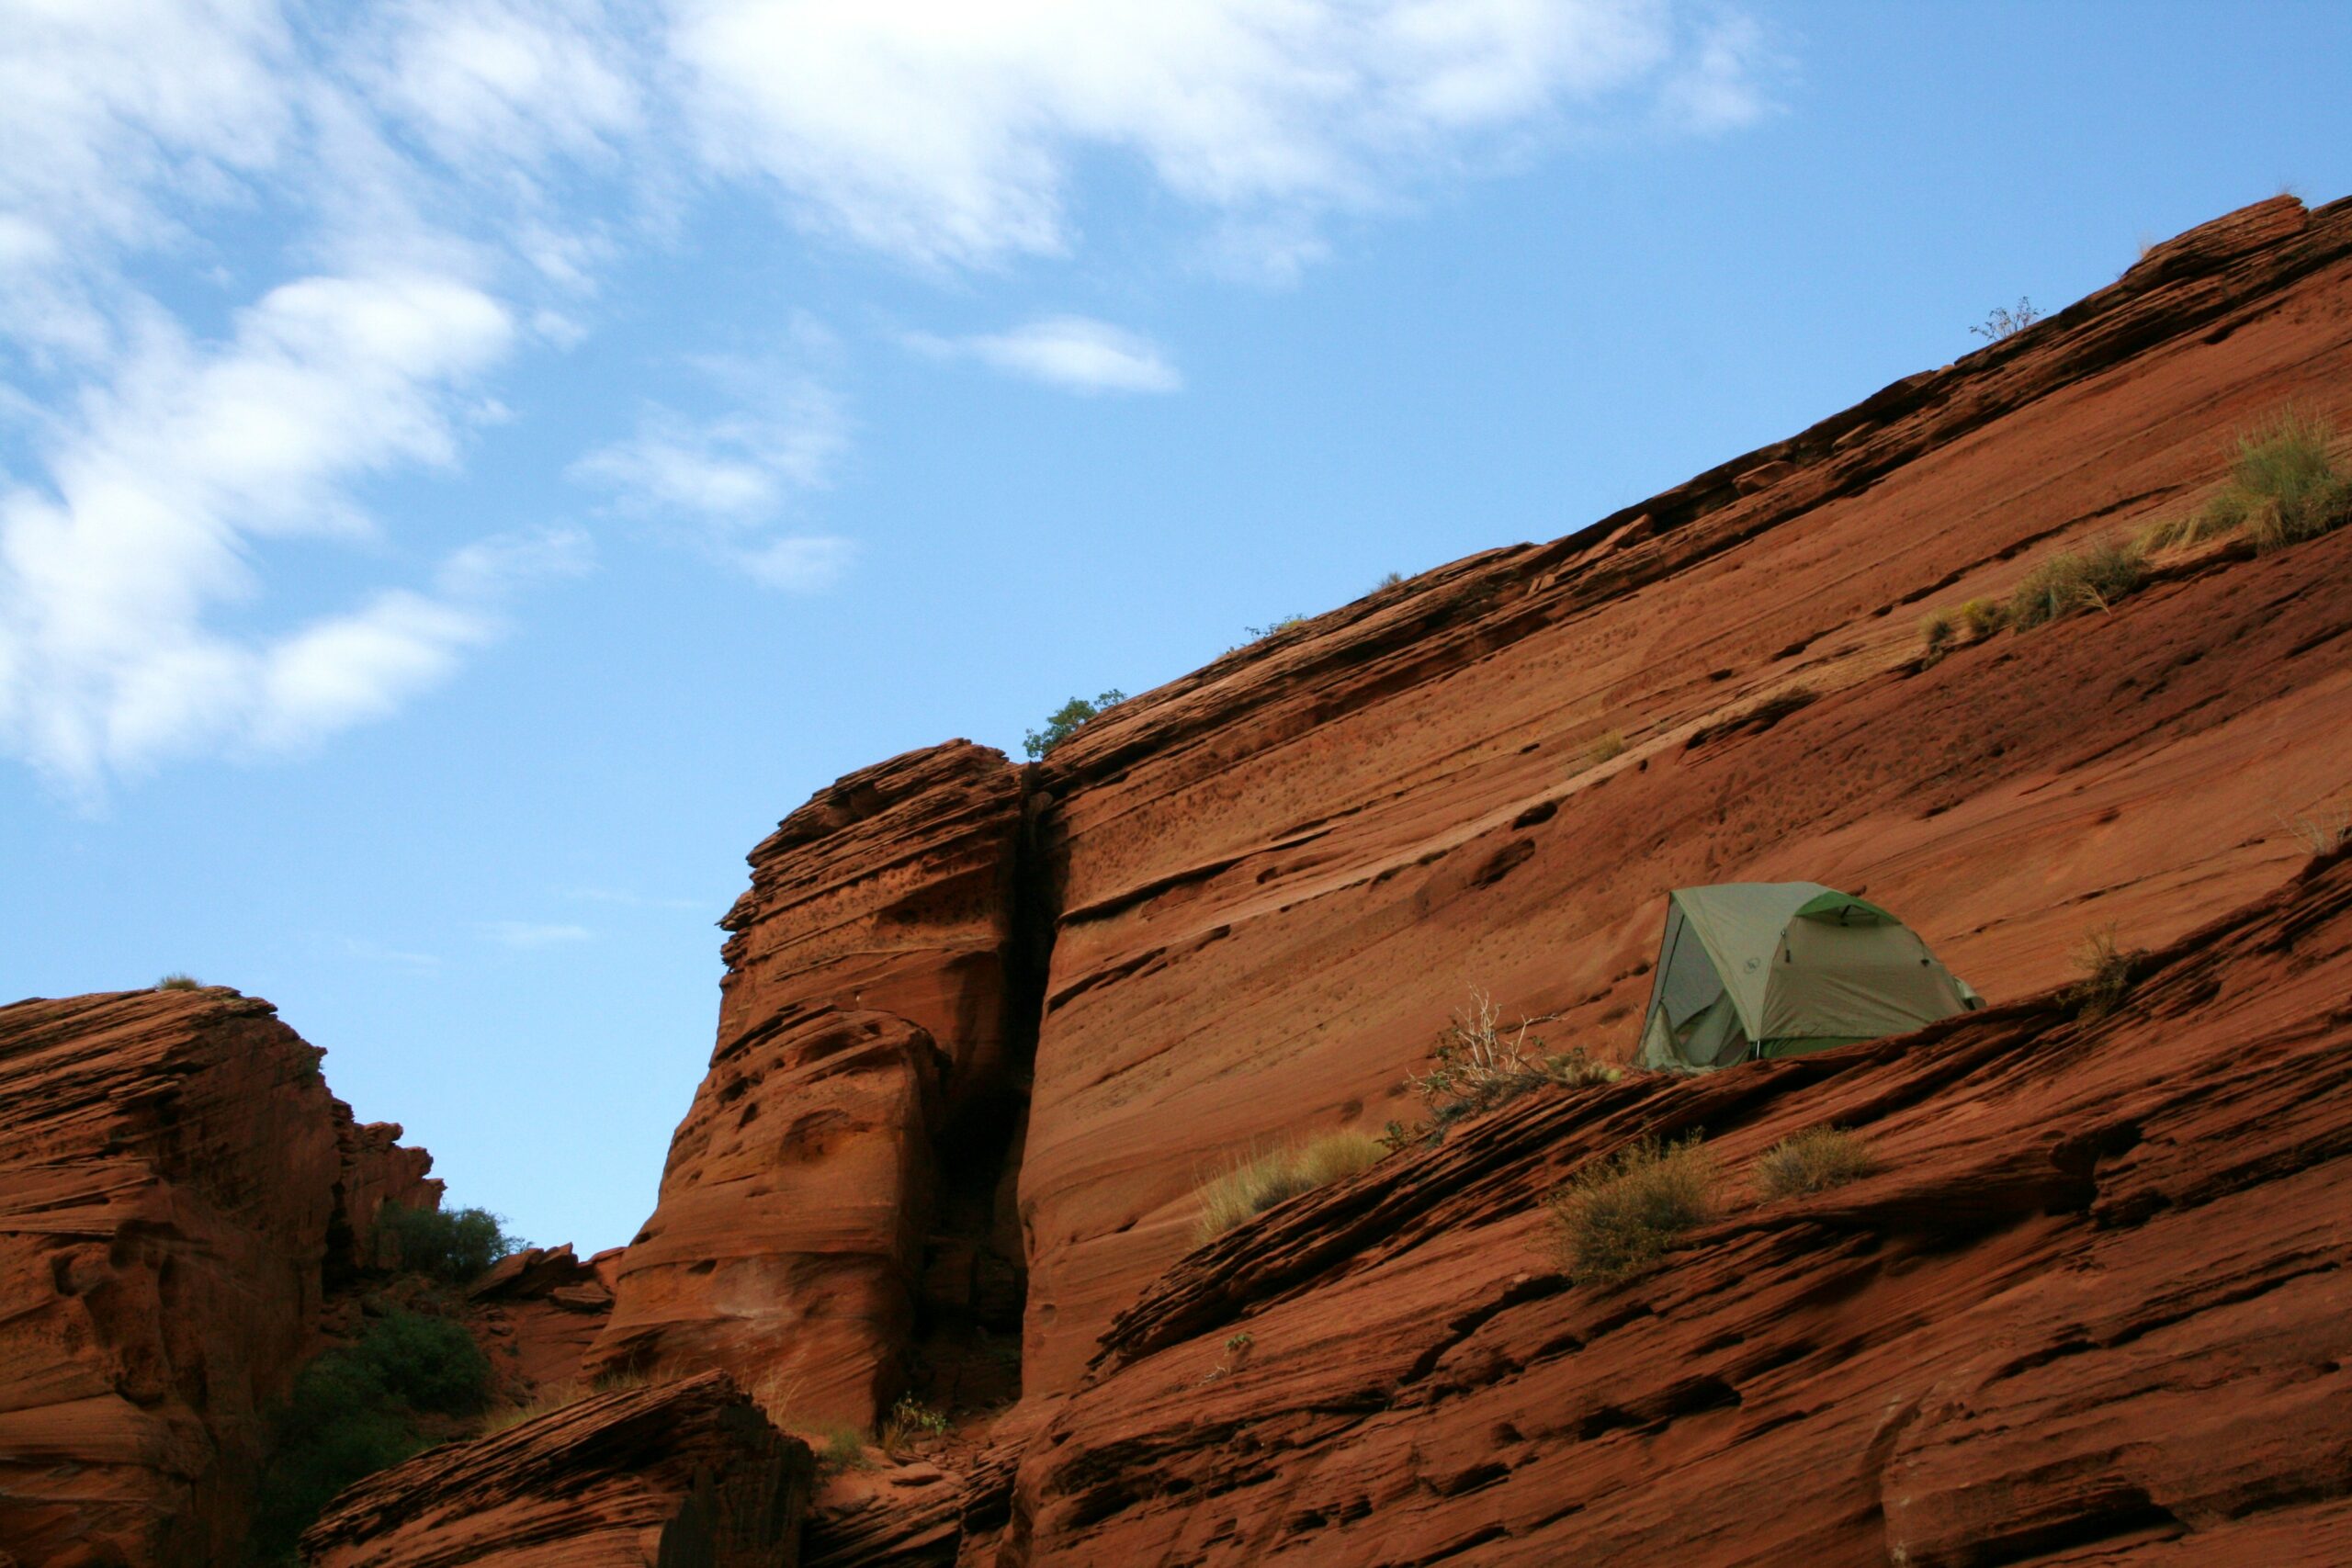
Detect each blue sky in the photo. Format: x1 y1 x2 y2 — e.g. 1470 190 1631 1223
6 1 2350 1254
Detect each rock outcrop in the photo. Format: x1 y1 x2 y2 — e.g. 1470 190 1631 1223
588 743 1035 1426
629 194 2352 1563
300 1371 813 1567
0 987 436 1566
1002 846 2352 1563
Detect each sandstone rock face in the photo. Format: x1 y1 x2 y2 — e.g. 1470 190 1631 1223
300 1371 812 1567
1012 191 2352 1396
1002 848 2352 1564
618 196 2352 1565
589 743 1034 1426
470 1246 621 1396
0 987 435 1566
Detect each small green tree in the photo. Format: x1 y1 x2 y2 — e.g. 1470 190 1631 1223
376 1203 520 1281
1024 690 1126 760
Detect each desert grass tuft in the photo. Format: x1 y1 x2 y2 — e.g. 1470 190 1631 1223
1193 1131 1385 1243
1548 1136 1718 1286
2008 535 2145 629
2066 926 2145 1021
1752 1127 1875 1201
155 973 203 991
1586 728 1628 764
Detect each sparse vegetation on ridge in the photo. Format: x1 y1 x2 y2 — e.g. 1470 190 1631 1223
377 1203 522 1282
1549 1136 1718 1286
1024 690 1126 759
1753 1127 1875 1201
1971 297 2041 342
155 972 202 990
1193 1130 1385 1243
476 1370 654 1438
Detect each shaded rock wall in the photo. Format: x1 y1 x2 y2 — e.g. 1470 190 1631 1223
300 1371 812 1568
590 742 1034 1425
0 987 435 1566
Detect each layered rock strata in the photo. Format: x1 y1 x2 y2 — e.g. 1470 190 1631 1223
997 846 2352 1563
0 987 436 1566
300 1371 812 1567
588 743 1034 1425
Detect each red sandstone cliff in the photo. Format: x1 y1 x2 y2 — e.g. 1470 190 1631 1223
589 193 2352 1565
0 987 438 1565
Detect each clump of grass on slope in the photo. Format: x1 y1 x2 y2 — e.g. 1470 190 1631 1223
1753 1127 1875 1201
2008 534 2146 629
1193 1130 1385 1243
1548 1136 1718 1286
2143 407 2351 555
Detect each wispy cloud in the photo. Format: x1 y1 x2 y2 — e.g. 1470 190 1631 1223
668 0 1773 271
908 316 1181 395
0 272 586 787
482 919 594 949
571 376 854 592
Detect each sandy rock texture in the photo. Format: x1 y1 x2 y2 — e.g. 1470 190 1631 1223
1012 191 2352 1395
998 846 2352 1563
0 987 436 1566
300 1371 812 1568
588 742 1035 1426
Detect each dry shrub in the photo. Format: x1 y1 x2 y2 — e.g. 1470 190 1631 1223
1193 1130 1385 1243
1406 989 1618 1134
155 973 202 990
1752 1127 1875 1201
2009 535 2146 629
476 1370 651 1438
1918 608 1955 656
1587 728 1628 764
1548 1136 1717 1286
2278 799 2352 856
2067 926 2145 1021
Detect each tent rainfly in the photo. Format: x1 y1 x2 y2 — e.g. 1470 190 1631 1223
1635 883 1981 1070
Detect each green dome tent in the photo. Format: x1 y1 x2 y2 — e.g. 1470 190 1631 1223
1634 883 1981 1070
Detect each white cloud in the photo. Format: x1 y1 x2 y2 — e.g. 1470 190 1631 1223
482 919 594 948
734 534 854 592
571 382 853 592
666 0 1764 269
358 0 643 175
0 270 561 786
911 316 1181 395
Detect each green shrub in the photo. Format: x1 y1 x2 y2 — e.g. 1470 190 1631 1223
2008 535 2146 629
1752 1127 1875 1201
245 1311 491 1563
155 973 202 990
878 1393 951 1454
1548 1136 1718 1286
1405 989 1619 1133
1193 1131 1385 1243
813 1421 874 1472
1023 690 1126 760
377 1203 520 1281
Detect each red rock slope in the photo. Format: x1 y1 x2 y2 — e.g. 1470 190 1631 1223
300 1371 812 1568
1002 844 2352 1564
0 987 437 1566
